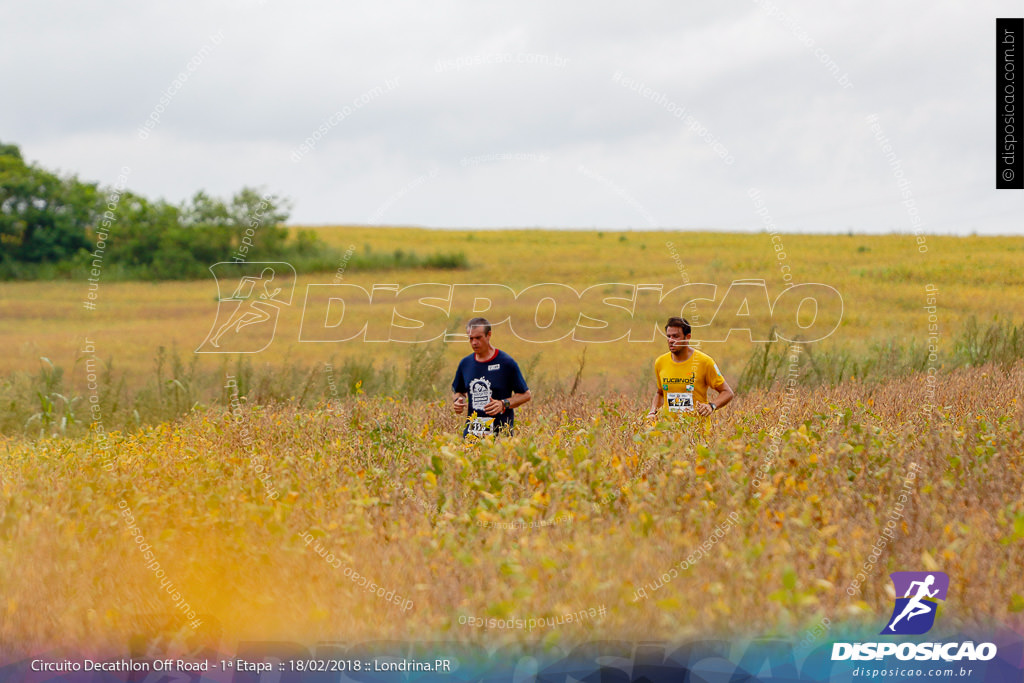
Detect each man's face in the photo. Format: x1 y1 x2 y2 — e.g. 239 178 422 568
467 326 491 354
665 326 689 353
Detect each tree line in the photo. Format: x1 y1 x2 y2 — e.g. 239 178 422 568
0 141 471 281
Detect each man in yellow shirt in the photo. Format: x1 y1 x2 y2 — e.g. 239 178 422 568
648 316 734 421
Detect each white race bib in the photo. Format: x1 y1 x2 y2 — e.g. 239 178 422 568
667 391 693 413
467 415 496 437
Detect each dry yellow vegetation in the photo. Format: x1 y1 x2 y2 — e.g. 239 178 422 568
2 363 1022 655
2 228 1023 660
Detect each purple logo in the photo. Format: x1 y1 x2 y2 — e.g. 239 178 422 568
881 571 949 635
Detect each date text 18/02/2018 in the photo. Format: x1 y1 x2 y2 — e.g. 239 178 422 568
287 659 452 672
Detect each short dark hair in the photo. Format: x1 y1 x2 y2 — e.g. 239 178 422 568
665 317 691 336
466 317 491 335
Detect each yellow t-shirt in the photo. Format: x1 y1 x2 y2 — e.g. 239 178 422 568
654 350 725 414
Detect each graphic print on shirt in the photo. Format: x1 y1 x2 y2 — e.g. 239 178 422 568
467 377 496 436
469 377 492 411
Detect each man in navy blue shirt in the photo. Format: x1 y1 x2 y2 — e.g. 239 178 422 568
451 317 532 437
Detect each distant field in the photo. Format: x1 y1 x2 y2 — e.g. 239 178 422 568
2 228 1023 398
3 227 1024 657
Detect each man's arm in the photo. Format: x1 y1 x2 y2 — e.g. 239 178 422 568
696 355 736 418
714 379 735 409
451 360 468 415
647 373 663 418
511 389 532 408
484 359 533 416
483 389 531 416
697 378 735 416
708 376 733 413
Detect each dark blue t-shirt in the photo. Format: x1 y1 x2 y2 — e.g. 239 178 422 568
451 349 529 437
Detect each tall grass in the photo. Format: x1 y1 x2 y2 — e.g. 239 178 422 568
2 317 1021 438
2 363 1022 653
736 315 1024 391
952 315 1024 367
0 342 455 437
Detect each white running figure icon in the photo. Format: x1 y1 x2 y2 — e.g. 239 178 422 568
887 574 939 632
209 267 283 348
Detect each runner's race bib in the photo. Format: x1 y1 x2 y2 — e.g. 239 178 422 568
667 391 694 413
467 415 497 437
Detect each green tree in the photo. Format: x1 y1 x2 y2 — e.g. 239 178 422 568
0 142 98 263
102 193 182 273
1 139 326 281
180 187 291 260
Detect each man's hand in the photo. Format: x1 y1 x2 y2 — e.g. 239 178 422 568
696 402 715 417
483 398 505 416
452 395 467 415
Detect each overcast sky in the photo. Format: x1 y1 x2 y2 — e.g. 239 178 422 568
2 1 1021 233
